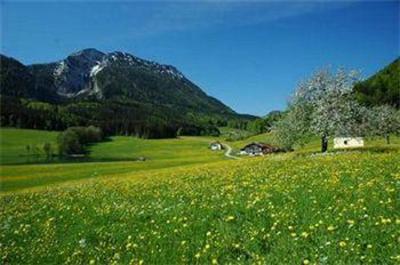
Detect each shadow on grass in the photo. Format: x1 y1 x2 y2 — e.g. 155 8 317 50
1 136 148 166
296 145 399 157
1 154 149 166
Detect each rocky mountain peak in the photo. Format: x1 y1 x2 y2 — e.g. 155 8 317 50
68 48 105 60
53 49 106 97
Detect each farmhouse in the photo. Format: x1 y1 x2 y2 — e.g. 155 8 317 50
210 141 224 151
240 142 279 156
334 137 364 149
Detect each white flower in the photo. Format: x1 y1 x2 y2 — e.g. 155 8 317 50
79 238 86 248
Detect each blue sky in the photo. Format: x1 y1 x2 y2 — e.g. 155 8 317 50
1 1 399 116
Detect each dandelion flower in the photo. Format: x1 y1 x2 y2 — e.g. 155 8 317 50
301 232 309 238
327 226 335 231
226 216 235 222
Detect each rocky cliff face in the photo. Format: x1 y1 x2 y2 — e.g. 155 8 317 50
52 48 105 97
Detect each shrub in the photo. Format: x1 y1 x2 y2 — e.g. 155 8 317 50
58 126 104 156
86 126 103 143
58 130 82 155
42 142 52 159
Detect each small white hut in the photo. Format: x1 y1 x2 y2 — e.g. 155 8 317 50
333 137 364 149
210 141 223 151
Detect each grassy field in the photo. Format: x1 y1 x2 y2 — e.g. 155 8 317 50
1 128 400 264
0 128 59 164
89 136 221 162
0 128 224 165
0 128 227 192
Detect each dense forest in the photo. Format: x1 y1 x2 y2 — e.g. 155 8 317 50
0 95 249 138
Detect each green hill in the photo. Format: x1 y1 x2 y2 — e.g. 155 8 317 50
354 58 400 108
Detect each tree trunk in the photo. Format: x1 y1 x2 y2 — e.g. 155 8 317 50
321 135 328 153
386 134 390 144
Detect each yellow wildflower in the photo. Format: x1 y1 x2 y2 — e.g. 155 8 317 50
301 232 309 238
226 216 235 222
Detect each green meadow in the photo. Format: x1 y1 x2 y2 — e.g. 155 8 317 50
0 128 59 165
1 128 399 264
0 128 227 192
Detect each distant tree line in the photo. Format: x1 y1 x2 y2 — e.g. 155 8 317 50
0 96 258 139
225 111 284 136
177 124 220 137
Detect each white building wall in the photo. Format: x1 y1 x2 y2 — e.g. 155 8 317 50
211 144 222 151
333 137 364 149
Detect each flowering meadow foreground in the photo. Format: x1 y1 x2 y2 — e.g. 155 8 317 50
1 150 399 264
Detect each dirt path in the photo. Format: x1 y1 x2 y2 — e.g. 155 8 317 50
222 143 240 160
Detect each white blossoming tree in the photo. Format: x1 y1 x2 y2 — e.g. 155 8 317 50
274 104 313 151
276 68 363 152
366 105 400 144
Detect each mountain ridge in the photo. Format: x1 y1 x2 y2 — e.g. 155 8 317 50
0 49 255 138
2 49 236 115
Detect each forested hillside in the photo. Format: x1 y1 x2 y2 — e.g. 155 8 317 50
0 50 256 138
354 58 399 108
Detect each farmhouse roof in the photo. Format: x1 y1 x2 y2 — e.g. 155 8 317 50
241 142 273 149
